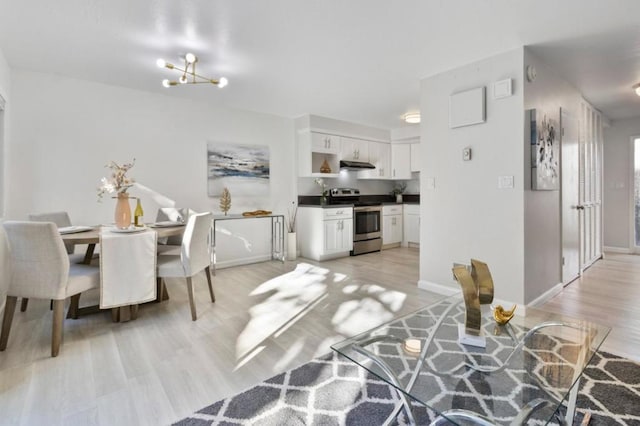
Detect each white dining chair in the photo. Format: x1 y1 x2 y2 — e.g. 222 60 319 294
28 211 78 257
24 211 89 312
0 225 10 323
156 207 196 255
157 212 214 321
0 221 100 357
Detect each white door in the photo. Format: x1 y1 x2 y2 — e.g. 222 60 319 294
561 109 580 284
324 220 339 253
632 137 640 252
579 102 603 268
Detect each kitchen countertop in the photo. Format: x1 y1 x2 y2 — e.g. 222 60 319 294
298 194 420 207
298 204 355 209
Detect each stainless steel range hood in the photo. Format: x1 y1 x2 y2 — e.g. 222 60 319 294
339 160 376 170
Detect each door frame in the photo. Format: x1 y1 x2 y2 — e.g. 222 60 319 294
629 135 640 253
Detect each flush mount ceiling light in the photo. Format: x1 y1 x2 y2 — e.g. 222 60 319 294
634 83 640 96
404 113 421 124
156 53 228 88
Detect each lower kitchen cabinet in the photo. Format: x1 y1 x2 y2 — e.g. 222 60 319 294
382 205 403 248
403 204 420 247
298 207 353 261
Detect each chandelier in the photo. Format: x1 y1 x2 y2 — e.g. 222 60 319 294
156 53 228 88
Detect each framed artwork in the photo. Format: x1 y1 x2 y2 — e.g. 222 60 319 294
529 109 559 190
207 142 270 197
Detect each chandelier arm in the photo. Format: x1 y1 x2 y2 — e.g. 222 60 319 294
160 58 224 86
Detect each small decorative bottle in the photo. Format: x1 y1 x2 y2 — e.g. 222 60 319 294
134 198 144 227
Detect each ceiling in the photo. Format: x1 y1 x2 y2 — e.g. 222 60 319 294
1 0 640 129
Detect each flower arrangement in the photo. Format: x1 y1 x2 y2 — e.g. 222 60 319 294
314 178 329 204
97 159 136 201
391 182 407 195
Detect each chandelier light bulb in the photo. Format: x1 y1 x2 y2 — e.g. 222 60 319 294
635 84 640 96
157 53 223 88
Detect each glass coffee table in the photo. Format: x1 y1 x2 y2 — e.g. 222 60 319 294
331 294 610 425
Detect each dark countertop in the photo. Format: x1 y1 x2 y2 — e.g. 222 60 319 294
298 204 355 209
298 193 420 206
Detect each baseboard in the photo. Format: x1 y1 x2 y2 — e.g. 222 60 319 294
527 282 563 308
603 246 632 254
417 280 458 296
214 254 273 270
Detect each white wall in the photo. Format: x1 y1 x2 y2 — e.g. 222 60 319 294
522 48 582 301
0 47 10 218
603 117 640 249
420 48 526 305
7 70 295 267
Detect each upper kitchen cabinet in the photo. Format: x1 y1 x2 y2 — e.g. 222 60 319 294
311 132 340 154
341 137 369 162
297 130 340 177
359 141 391 179
391 144 412 179
410 142 421 172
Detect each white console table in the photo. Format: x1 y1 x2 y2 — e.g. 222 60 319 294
211 214 285 274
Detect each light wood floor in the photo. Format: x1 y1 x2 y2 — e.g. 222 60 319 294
0 248 637 425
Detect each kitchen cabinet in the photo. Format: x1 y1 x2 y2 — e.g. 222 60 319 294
382 205 403 248
297 207 353 260
297 130 340 177
341 137 369 162
391 144 412 179
311 132 340 154
359 141 391 179
410 142 421 172
403 204 420 247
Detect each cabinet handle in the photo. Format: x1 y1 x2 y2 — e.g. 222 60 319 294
393 169 396 177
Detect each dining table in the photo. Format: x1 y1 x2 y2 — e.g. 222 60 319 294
60 224 186 321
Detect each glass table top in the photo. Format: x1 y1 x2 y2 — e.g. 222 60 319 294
331 294 610 425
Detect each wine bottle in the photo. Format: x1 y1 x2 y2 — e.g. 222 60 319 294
134 198 144 227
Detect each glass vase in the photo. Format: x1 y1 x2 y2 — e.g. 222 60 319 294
115 192 132 229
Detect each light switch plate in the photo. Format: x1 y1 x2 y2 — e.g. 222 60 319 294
463 147 472 161
498 175 514 189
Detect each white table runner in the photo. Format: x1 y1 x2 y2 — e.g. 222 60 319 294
99 229 157 309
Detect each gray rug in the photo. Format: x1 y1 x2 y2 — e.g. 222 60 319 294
174 350 640 425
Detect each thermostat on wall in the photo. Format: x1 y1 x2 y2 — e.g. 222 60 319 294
493 78 513 99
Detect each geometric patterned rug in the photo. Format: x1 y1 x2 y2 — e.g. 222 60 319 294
174 350 640 425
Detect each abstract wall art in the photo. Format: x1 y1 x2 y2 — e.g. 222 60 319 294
207 142 270 197
529 108 560 190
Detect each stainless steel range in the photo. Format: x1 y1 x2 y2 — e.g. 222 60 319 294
328 188 382 256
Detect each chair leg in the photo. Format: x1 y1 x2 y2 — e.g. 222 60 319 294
67 294 80 319
0 296 17 351
20 298 28 312
186 277 197 321
51 299 65 357
205 266 215 303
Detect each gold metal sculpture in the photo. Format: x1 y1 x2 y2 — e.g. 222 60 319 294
452 265 482 336
471 259 494 305
493 304 517 325
452 259 495 337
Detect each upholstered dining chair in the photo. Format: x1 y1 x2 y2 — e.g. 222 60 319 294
23 211 84 312
0 221 100 357
157 212 214 321
156 208 196 255
0 225 10 322
28 211 77 256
